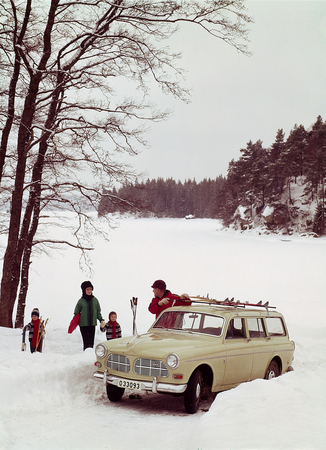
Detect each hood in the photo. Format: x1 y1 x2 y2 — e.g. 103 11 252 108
102 330 222 359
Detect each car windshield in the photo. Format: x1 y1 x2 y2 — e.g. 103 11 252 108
153 311 224 336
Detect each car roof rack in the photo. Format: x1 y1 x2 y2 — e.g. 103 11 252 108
189 296 276 310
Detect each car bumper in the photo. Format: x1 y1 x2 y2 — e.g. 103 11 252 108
93 370 187 394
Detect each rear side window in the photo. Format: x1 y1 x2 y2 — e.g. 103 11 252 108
226 318 245 339
265 317 286 336
247 318 266 338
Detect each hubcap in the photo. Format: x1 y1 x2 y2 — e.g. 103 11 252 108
268 370 275 379
195 382 201 399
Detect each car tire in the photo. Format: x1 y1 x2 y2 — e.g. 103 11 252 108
265 360 280 380
106 383 125 402
184 368 203 414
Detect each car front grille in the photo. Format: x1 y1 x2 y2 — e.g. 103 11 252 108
134 358 169 377
107 354 130 373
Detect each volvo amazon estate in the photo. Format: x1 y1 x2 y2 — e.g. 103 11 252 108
93 299 295 413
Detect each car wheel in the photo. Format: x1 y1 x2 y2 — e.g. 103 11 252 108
265 360 280 380
184 368 203 414
106 383 125 402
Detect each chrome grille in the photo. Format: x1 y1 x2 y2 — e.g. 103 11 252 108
107 354 130 373
134 358 169 377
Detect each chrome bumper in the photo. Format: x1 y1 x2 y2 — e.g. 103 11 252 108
93 370 187 394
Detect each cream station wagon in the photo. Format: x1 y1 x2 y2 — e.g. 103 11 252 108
93 300 295 413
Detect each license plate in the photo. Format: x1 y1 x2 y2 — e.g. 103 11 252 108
117 378 142 390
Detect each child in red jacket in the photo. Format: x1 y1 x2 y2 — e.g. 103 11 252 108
22 308 43 353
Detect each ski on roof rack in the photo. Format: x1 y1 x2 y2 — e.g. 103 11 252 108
188 296 276 310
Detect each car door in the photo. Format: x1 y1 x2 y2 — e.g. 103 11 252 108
223 317 253 386
247 317 272 380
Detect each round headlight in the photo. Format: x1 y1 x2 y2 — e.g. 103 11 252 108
95 344 107 359
166 353 180 369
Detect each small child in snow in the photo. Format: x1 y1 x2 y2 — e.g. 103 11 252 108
22 308 43 353
100 311 122 340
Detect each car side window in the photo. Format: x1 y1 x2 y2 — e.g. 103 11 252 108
247 318 267 338
265 317 286 336
201 314 223 336
226 318 245 339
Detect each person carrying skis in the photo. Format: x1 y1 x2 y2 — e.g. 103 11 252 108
22 308 43 353
148 280 191 318
100 311 122 340
74 281 105 350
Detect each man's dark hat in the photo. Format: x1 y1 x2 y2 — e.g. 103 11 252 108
151 280 166 290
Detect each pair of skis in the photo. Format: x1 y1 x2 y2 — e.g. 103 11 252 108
34 317 49 352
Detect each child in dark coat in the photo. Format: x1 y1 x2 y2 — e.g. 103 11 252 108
100 311 122 340
22 308 43 353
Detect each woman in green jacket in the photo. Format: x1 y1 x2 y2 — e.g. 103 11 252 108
74 281 105 350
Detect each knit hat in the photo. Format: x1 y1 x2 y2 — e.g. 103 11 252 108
151 280 166 290
31 308 40 318
109 311 117 320
81 281 94 292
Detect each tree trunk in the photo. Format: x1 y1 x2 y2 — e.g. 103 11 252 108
15 245 32 329
0 154 30 327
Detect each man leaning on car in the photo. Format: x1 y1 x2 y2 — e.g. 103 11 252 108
148 279 191 318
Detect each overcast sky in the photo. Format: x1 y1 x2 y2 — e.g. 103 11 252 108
122 0 326 183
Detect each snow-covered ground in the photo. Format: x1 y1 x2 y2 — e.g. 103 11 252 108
0 217 325 450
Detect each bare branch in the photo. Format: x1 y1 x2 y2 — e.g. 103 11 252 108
32 239 94 250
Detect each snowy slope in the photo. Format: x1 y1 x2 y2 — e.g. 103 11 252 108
232 177 321 235
0 217 325 450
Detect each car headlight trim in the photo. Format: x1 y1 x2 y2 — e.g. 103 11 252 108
166 353 180 369
95 343 108 359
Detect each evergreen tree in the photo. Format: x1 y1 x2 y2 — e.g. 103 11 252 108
284 124 308 179
267 129 286 201
305 116 326 205
313 203 325 235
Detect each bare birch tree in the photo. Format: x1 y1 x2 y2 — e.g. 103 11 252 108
0 0 252 327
